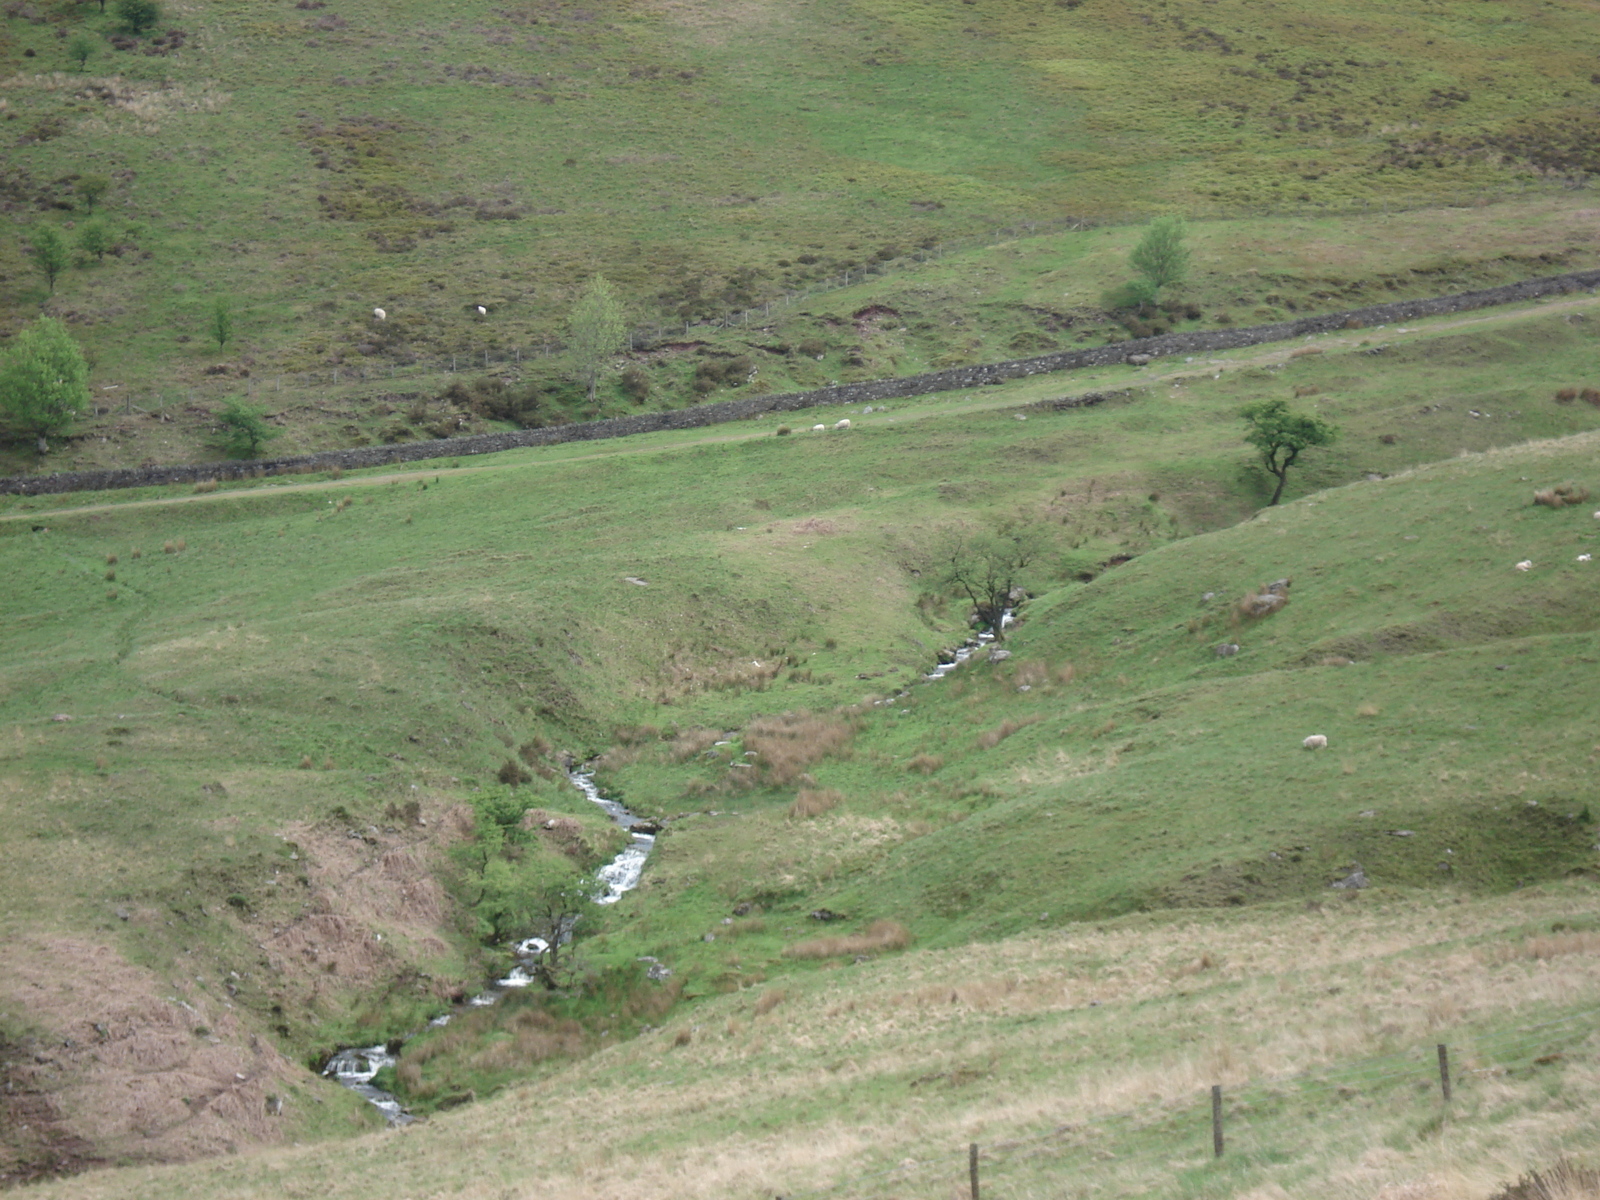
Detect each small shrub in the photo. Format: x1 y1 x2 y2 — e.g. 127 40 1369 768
1379 433 1397 445
298 755 313 769
906 753 943 775
672 1028 692 1047
497 758 532 786
162 540 176 554
1554 388 1578 403
518 734 552 764
105 553 117 565
788 787 843 819
620 365 650 402
104 569 115 582
775 425 791 436
130 548 141 559
1584 388 1600 407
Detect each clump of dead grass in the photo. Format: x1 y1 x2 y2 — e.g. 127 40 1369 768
1533 482 1591 509
667 727 722 763
744 711 855 785
1488 1158 1600 1200
193 479 218 494
784 919 912 960
788 788 843 819
906 752 944 775
753 988 786 1016
976 716 1039 750
1235 577 1290 621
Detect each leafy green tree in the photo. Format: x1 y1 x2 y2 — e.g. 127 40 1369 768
1241 399 1339 505
1129 215 1191 298
114 0 159 32
215 399 277 458
75 175 110 212
67 33 95 72
566 274 628 404
210 296 233 349
29 226 70 295
0 318 91 455
76 220 111 264
931 520 1047 641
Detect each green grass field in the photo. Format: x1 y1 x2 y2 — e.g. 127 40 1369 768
3 290 1600 1186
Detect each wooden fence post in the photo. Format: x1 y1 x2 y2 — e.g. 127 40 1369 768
1212 1085 1224 1158
1437 1044 1452 1103
969 1142 979 1200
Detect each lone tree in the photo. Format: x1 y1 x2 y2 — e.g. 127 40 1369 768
76 220 111 264
1129 214 1191 298
75 175 110 212
931 521 1047 641
210 296 234 349
1241 399 1338 505
67 33 95 72
114 0 159 33
216 399 277 458
29 226 70 294
567 274 627 404
0 318 90 455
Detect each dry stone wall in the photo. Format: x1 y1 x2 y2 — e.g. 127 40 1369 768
5 268 1598 498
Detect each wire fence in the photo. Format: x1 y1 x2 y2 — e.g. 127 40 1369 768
91 181 1577 416
770 1003 1600 1200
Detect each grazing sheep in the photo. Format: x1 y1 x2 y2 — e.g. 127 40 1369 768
812 424 826 432
475 305 487 316
833 418 852 430
1515 560 1533 571
1303 734 1328 750
1580 554 1593 563
372 307 387 321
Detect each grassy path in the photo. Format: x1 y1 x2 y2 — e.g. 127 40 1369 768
6 291 1597 525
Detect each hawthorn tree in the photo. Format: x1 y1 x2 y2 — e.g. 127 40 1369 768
1241 399 1338 505
1129 214 1191 298
29 226 69 294
0 318 90 455
931 520 1047 641
216 399 277 458
114 0 159 33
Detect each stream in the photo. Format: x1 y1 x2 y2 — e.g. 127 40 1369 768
321 768 653 1121
325 614 1009 1120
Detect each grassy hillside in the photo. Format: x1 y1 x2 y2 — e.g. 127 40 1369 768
2 0 1599 470
3 294 1599 1183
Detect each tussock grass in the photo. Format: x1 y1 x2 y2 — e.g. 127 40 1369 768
784 919 912 960
744 712 855 786
788 788 843 820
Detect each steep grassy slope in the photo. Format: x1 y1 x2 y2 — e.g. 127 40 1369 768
2 0 1598 455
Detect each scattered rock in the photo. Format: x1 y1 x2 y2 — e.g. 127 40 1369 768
1330 866 1368 890
1127 354 1152 366
51 713 72 722
1215 643 1240 657
987 648 1012 663
809 908 846 922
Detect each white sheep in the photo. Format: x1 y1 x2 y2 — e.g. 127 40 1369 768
1515 560 1533 571
372 307 387 321
1303 734 1328 750
475 305 487 316
833 418 852 430
812 424 826 432
1580 554 1593 563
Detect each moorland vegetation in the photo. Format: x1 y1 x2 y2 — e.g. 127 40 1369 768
3 0 1600 1197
